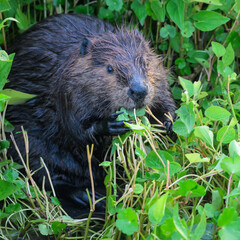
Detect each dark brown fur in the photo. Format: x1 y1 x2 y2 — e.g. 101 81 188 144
6 14 175 217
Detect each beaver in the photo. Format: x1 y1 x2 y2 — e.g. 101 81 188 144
6 14 176 217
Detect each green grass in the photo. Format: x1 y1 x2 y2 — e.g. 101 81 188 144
1 0 240 239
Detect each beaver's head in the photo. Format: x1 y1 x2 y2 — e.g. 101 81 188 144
68 28 165 120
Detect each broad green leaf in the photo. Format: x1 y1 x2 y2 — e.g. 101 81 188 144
145 150 173 169
205 106 231 121
50 196 60 206
0 179 19 201
4 169 18 182
0 89 36 105
134 184 143 194
217 208 238 227
185 153 210 163
5 203 21 214
191 207 206 240
106 0 123 11
220 156 240 177
160 218 176 237
15 8 29 31
166 0 184 30
160 24 176 38
131 0 147 26
173 103 195 137
98 7 114 20
216 126 235 144
151 0 165 22
222 43 234 66
166 162 182 177
38 224 52 236
173 204 190 240
124 122 145 135
229 140 240 158
0 0 10 12
116 208 139 235
194 126 214 148
204 203 216 218
0 50 9 61
181 21 195 38
192 11 230 31
177 179 206 198
212 42 226 58
179 77 194 97
212 189 223 210
218 218 240 240
51 221 67 234
148 193 168 224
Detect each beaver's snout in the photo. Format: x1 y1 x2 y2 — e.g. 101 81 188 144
127 74 148 106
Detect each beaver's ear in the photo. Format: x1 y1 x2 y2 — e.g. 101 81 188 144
80 38 91 56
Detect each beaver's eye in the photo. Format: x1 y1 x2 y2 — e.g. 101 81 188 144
107 65 114 73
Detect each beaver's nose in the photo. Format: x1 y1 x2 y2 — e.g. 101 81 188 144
128 83 148 103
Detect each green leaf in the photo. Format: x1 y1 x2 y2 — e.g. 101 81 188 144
150 0 165 22
4 169 19 182
177 179 206 198
212 42 226 58
0 0 11 12
166 0 184 30
217 208 238 227
179 77 194 97
5 203 21 214
181 21 195 38
0 50 9 61
218 218 240 240
192 11 230 31
160 218 176 237
191 207 206 240
160 24 176 38
216 126 235 144
50 196 60 206
98 7 114 20
145 150 173 170
134 184 143 194
173 103 195 137
204 203 216 218
185 153 210 163
131 0 147 26
124 122 145 136
229 140 240 158
106 0 123 11
99 161 112 167
15 8 29 31
116 208 139 235
38 224 52 236
0 180 19 201
220 156 240 177
51 221 67 234
173 204 190 240
222 43 235 66
194 126 214 148
148 193 168 224
0 89 36 105
205 106 231 121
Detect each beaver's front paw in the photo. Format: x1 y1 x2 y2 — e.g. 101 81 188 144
93 112 132 136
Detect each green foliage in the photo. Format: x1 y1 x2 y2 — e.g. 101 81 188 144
1 0 240 239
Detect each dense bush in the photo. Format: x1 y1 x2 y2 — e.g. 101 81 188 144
0 0 240 239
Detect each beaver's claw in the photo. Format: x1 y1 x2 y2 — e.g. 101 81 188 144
94 112 133 136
